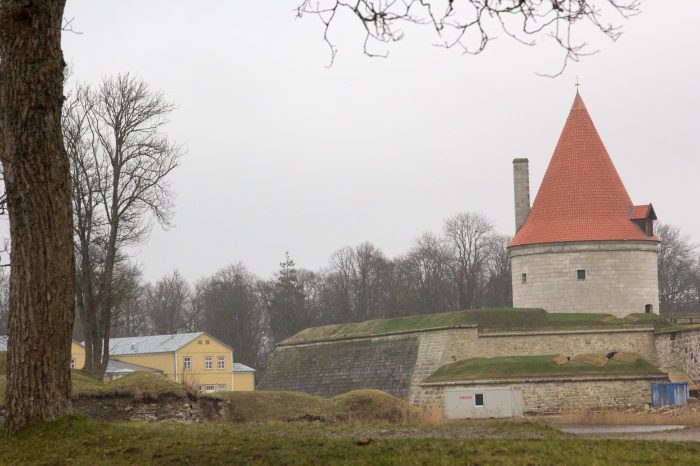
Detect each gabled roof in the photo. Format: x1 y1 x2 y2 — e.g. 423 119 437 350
630 204 656 220
109 332 228 355
232 362 256 373
509 92 659 247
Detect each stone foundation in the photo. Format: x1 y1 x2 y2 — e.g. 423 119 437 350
418 375 667 413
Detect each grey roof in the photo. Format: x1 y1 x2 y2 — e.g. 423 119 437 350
106 359 164 375
109 333 206 355
232 362 256 372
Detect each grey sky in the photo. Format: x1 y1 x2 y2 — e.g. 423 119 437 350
59 1 700 284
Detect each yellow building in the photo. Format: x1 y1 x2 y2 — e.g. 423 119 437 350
106 332 253 393
71 340 85 369
232 363 256 392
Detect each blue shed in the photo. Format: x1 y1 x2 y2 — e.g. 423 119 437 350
651 382 688 408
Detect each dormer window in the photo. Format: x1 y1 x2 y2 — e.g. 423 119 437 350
630 204 657 237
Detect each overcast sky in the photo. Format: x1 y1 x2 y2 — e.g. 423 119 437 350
58 1 700 284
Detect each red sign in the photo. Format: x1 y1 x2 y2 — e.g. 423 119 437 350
459 395 473 400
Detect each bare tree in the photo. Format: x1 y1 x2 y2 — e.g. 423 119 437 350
64 74 183 380
483 234 513 307
298 0 640 75
400 232 454 314
0 0 75 435
198 264 270 368
322 242 392 323
145 270 191 335
657 223 700 313
443 212 497 309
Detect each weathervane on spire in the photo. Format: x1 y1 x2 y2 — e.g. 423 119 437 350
575 76 580 91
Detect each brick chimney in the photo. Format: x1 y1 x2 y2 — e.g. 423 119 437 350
513 158 530 232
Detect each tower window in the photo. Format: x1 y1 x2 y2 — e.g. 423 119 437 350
522 273 527 284
645 304 653 314
577 270 586 280
475 393 484 407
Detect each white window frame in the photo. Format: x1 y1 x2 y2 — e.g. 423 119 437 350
218 384 226 392
205 356 213 369
183 356 192 370
196 385 203 393
205 384 215 393
70 358 76 369
217 356 225 370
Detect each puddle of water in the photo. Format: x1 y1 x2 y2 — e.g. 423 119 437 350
557 425 686 434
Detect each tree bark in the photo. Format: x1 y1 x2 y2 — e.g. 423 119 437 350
0 0 75 435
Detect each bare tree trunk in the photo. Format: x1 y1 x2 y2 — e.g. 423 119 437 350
0 0 75 435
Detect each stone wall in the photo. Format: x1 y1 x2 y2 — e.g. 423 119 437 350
655 328 700 384
258 335 420 399
418 375 666 413
261 325 659 405
510 241 659 317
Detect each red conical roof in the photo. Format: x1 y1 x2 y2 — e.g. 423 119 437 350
508 92 659 247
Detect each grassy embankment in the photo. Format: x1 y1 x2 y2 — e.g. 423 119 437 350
283 308 683 344
2 353 700 464
1 416 700 465
424 354 664 382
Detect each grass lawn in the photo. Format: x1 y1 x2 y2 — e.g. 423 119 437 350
1 417 699 465
282 308 677 344
424 354 664 382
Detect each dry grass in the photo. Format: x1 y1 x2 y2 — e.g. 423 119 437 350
219 389 427 424
552 354 568 365
72 371 192 400
570 353 608 367
612 352 639 363
549 400 700 426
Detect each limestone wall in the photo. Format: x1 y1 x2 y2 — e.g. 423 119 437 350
261 325 659 405
655 328 700 385
510 241 659 317
258 334 420 399
406 327 657 403
418 376 665 413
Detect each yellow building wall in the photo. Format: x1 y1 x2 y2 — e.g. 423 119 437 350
176 336 234 392
71 341 85 370
233 372 255 391
111 353 175 378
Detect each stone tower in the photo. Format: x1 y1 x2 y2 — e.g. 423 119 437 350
508 92 660 317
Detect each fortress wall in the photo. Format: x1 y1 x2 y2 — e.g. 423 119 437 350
261 326 659 404
510 241 659 317
258 334 420 399
655 328 700 385
418 376 664 413
475 331 658 363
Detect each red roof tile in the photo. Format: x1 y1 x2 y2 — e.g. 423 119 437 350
508 92 659 247
630 204 655 220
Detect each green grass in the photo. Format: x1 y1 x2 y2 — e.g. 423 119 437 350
424 354 665 382
212 389 417 423
0 364 191 406
1 417 699 465
283 308 674 344
72 371 191 399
